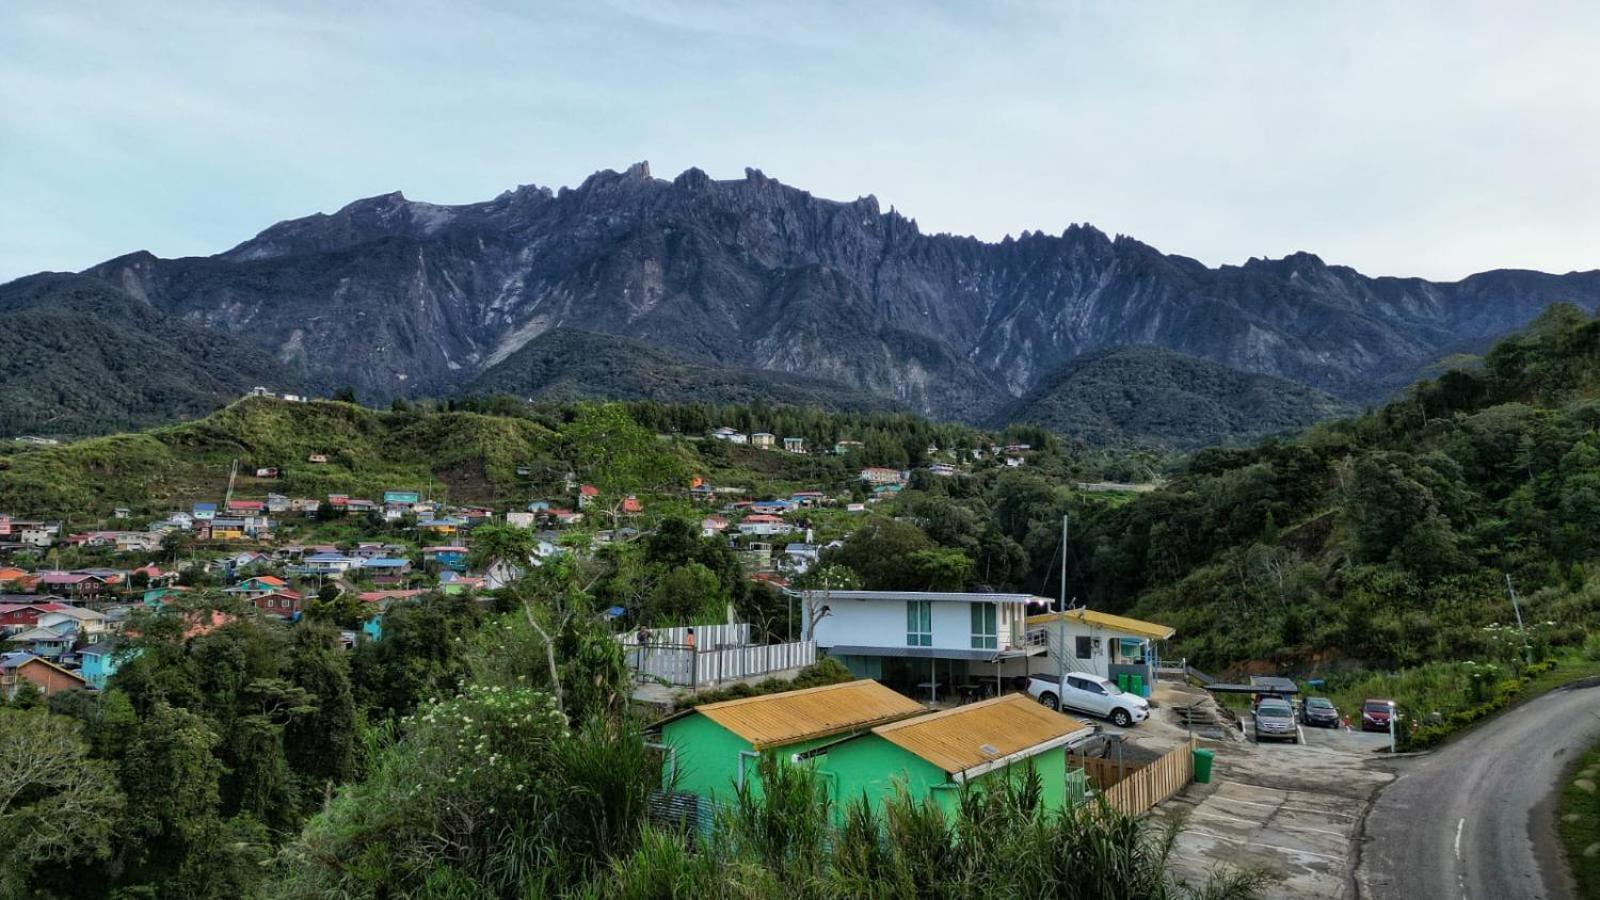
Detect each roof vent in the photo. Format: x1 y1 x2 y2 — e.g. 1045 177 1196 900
978 743 1000 757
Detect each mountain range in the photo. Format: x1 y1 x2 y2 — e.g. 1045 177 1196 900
7 161 1600 443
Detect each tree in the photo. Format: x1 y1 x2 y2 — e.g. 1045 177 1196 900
0 709 123 899
563 403 688 527
331 386 358 404
285 623 357 789
118 702 224 885
467 523 537 573
650 562 729 626
828 518 936 589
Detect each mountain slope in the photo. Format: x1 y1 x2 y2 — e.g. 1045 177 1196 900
995 346 1357 450
466 327 903 412
0 274 302 436
72 162 1600 423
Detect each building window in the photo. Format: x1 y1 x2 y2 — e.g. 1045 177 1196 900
1075 636 1093 660
970 604 997 650
906 601 932 647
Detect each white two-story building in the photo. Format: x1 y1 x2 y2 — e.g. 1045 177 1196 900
800 590 1049 702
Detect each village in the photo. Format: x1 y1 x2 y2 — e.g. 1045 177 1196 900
0 404 1401 898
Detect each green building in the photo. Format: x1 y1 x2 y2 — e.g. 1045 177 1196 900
656 679 926 803
814 693 1094 817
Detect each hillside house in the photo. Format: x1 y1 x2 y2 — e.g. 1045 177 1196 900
192 503 217 521
1020 608 1175 694
737 514 794 537
810 694 1094 818
802 590 1048 702
751 432 776 449
224 576 290 598
422 546 469 571
383 490 421 507
254 467 279 478
654 680 925 803
299 553 358 575
859 467 906 485
35 572 109 603
701 516 729 538
711 427 748 444
0 516 60 549
1 652 86 700
783 437 806 453
577 484 600 508
79 638 131 690
8 627 71 660
253 590 304 619
37 607 109 646
307 453 329 464
505 511 536 529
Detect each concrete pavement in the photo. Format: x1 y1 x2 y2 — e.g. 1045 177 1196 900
1357 680 1600 899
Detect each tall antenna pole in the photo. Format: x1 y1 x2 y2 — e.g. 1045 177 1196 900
1505 573 1532 665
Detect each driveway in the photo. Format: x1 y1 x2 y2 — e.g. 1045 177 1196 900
1151 739 1393 898
1356 680 1600 899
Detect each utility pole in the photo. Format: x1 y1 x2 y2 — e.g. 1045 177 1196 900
1504 573 1533 665
1058 514 1069 702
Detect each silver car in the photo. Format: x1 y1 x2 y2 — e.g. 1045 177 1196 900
1254 699 1299 743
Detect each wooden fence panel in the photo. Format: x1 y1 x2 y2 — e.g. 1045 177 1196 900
1099 738 1196 817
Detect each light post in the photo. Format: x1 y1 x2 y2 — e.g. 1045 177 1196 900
1388 701 1398 754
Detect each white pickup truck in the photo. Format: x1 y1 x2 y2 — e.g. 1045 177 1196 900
1025 671 1150 728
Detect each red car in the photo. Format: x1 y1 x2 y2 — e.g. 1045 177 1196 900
1361 699 1396 732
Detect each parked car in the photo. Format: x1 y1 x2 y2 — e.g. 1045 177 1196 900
1361 699 1396 732
1301 696 1340 728
1253 698 1299 742
1025 672 1149 727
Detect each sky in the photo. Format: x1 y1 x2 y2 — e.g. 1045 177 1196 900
3 1 1599 283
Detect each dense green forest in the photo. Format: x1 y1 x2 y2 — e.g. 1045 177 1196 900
993 346 1356 451
0 274 302 438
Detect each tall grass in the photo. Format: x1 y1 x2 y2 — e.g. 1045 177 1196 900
595 754 1274 899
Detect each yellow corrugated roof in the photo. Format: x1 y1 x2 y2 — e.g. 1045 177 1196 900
696 679 926 750
872 694 1093 775
1025 607 1175 640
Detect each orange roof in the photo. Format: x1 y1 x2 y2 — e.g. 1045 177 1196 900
253 575 287 586
692 680 925 750
0 567 27 582
871 694 1093 776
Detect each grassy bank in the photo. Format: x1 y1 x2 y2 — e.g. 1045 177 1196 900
1317 652 1600 750
1560 739 1600 899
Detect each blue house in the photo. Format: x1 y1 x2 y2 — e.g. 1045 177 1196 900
422 546 469 572
193 502 217 521
79 639 135 690
361 558 413 575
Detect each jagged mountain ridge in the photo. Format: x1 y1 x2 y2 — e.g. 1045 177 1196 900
80 162 1600 422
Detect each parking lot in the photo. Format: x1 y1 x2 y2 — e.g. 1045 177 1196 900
1240 711 1395 754
1121 685 1395 898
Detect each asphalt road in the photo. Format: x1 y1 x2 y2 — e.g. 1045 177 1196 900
1357 680 1600 900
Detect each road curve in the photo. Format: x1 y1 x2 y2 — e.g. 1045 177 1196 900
1357 680 1600 900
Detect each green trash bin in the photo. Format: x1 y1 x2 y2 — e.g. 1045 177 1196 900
1116 673 1130 693
1192 747 1214 784
1131 674 1145 697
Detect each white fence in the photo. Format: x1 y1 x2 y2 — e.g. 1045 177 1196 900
619 623 751 649
621 624 816 688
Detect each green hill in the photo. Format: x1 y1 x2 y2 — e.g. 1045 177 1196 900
0 273 302 437
1067 305 1600 673
994 346 1356 450
467 328 905 413
0 397 560 516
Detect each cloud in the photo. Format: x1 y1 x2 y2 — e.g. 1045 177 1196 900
1 0 1597 281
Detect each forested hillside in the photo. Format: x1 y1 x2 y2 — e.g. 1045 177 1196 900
466 328 904 413
0 274 301 437
995 346 1355 450
1066 305 1600 672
